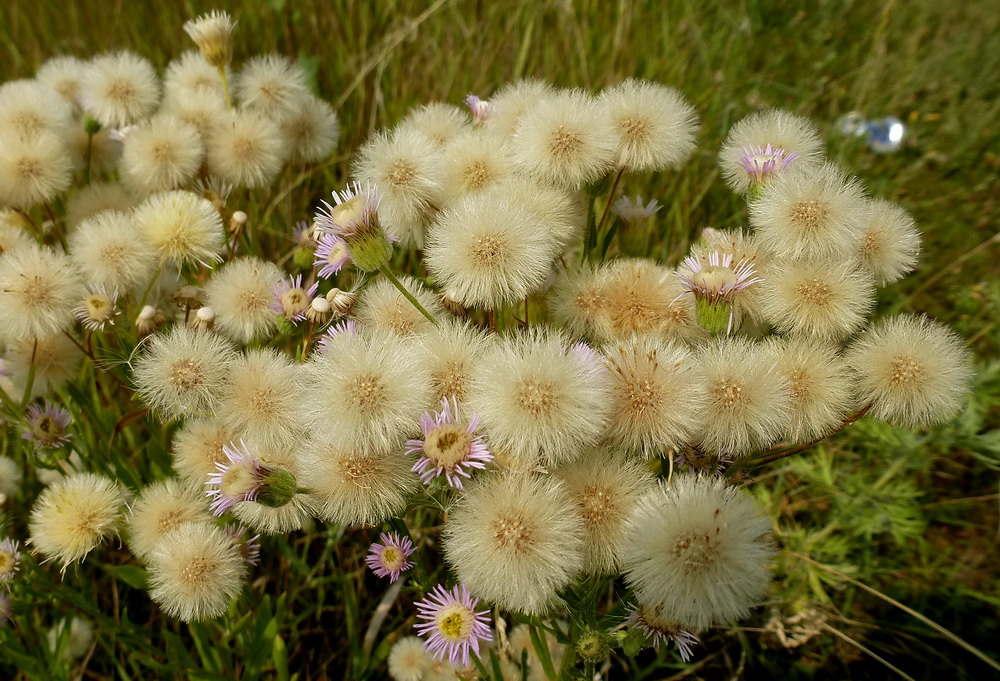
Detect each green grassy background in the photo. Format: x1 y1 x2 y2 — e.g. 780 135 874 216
0 0 998 679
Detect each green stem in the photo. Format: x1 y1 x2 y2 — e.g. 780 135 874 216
136 264 164 314
217 65 234 110
378 266 439 326
593 167 626 257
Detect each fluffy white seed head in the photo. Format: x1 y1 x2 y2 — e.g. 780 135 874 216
469 331 611 467
170 417 237 486
511 88 617 189
425 193 557 309
234 55 311 121
126 478 211 562
68 209 157 292
133 190 225 267
750 162 868 260
36 56 87 105
64 182 135 229
694 337 791 457
603 337 707 456
205 110 286 189
0 79 74 140
355 274 446 337
183 11 237 68
28 472 125 570
132 324 236 418
0 243 82 343
623 475 774 631
388 636 432 681
4 333 83 398
81 51 160 127
494 175 585 254
161 87 229 139
857 199 921 286
0 129 73 209
164 51 229 103
760 258 876 340
439 130 515 204
417 318 491 408
352 128 444 248
719 109 824 195
280 94 339 164
599 78 699 172
304 330 431 453
120 114 204 195
483 79 558 138
845 314 973 427
443 472 584 615
147 521 247 621
0 212 33 255
397 102 470 149
554 449 655 574
204 257 283 344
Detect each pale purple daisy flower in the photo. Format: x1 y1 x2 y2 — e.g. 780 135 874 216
317 318 359 353
627 603 700 662
612 195 661 223
314 233 350 278
22 403 72 449
676 251 762 334
73 286 121 332
270 274 318 321
0 538 21 582
673 448 732 477
205 440 269 516
292 220 314 248
735 143 800 186
224 524 261 566
405 397 492 489
314 182 393 272
414 583 492 667
465 93 492 127
365 531 416 582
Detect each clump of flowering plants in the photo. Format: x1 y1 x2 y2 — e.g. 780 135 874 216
0 8 988 681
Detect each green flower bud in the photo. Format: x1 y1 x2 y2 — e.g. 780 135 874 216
255 467 298 508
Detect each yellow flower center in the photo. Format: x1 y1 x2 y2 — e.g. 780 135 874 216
423 425 474 469
436 604 473 642
691 265 736 293
380 546 405 572
220 464 256 499
0 551 15 575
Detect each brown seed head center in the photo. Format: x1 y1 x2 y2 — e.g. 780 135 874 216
179 556 215 585
462 160 492 190
888 355 925 385
493 513 533 552
710 379 744 410
424 424 474 469
619 114 652 144
470 234 508 267
515 379 557 417
796 278 834 305
387 159 416 187
348 374 387 411
170 358 205 389
578 485 618 527
788 200 831 232
549 126 584 158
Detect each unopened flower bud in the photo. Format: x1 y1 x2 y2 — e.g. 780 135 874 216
189 305 216 331
304 296 332 324
254 467 298 509
172 285 205 309
576 629 609 663
326 288 356 316
135 305 165 337
439 290 466 316
228 211 247 236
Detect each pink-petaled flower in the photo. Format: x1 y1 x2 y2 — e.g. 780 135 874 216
414 583 492 667
314 233 350 279
224 524 261 566
74 286 120 331
271 274 318 321
205 440 269 516
612 195 661 223
314 182 392 273
405 398 492 489
317 318 359 353
676 251 762 334
22 403 72 449
627 603 700 662
365 531 416 582
465 94 492 127
735 143 800 185
0 538 21 583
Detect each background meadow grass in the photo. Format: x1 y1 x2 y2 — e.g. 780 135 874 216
0 0 998 679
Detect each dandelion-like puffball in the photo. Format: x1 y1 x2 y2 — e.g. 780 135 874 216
443 472 584 615
857 198 921 286
120 114 204 195
147 521 247 621
550 263 606 339
205 110 286 189
0 455 23 497
183 11 237 69
511 88 617 189
719 109 824 195
204 257 283 344
750 162 867 260
64 182 135 228
694 337 791 457
0 218 32 256
388 635 432 681
355 274 446 337
0 129 73 209
554 448 655 574
68 210 156 292
229 442 314 533
425 193 556 309
215 349 307 450
399 102 471 150
299 442 418 527
280 94 339 164
36 56 87 105
0 243 81 343
488 176 585 254
127 478 211 562
599 79 699 173
418 318 491 407
47 616 94 661
845 314 973 427
767 337 855 444
352 128 444 248
760 259 875 340
439 130 515 204
603 337 707 456
68 126 123 174
0 79 74 140
4 333 83 398
469 331 610 467
622 476 774 631
235 55 310 121
161 87 229 139
132 324 236 418
483 79 557 138
133 190 225 267
170 417 236 486
164 51 229 102
81 51 160 128
28 472 124 570
304 330 431 453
